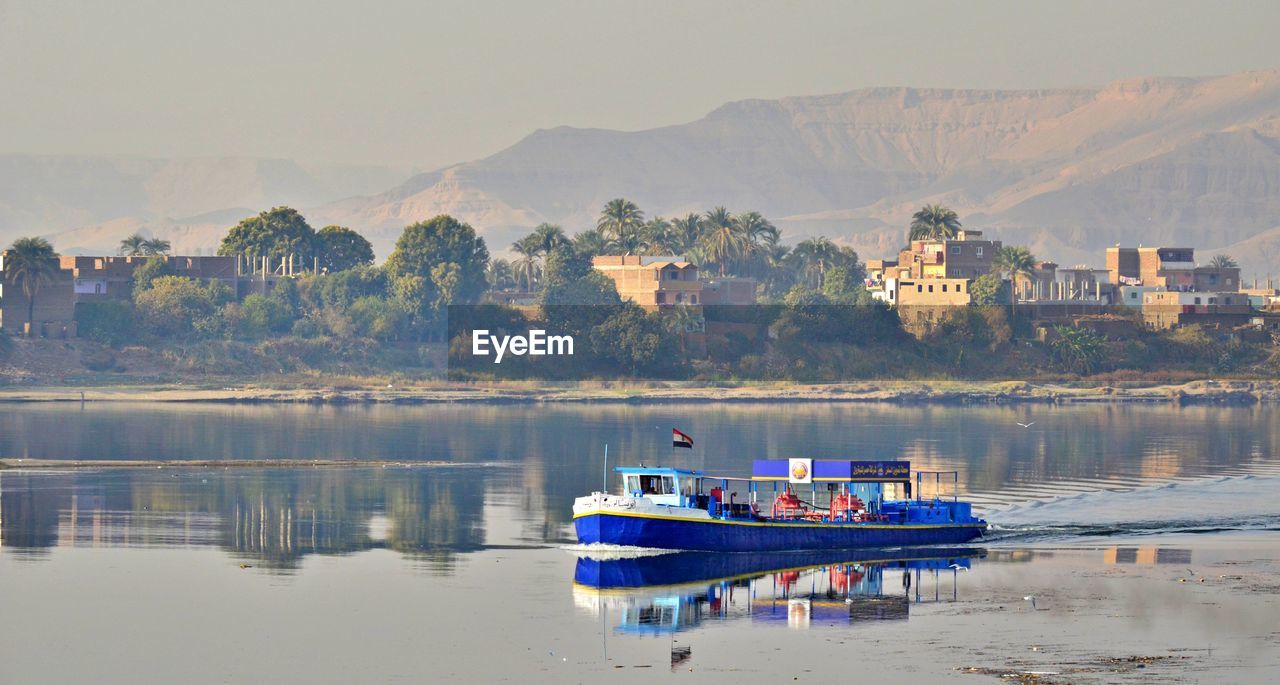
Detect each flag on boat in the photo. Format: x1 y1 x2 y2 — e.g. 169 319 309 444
672 428 693 449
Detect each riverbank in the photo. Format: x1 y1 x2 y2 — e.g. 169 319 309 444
0 378 1276 405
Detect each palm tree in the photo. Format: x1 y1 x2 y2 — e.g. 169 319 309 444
993 245 1037 301
597 198 644 243
908 204 962 242
789 237 841 288
486 258 516 290
641 217 673 253
530 223 567 255
667 213 703 256
3 237 59 335
572 230 611 258
700 207 747 276
511 235 542 292
1210 254 1238 269
119 233 147 256
142 237 171 256
664 304 702 354
735 211 779 249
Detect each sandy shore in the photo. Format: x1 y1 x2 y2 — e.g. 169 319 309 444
0 378 1275 405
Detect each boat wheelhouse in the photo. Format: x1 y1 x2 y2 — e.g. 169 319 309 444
573 459 986 552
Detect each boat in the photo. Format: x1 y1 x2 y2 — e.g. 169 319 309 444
572 458 986 551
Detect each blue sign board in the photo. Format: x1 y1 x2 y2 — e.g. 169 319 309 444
752 460 909 482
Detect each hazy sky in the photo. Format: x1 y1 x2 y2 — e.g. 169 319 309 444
2 0 1278 170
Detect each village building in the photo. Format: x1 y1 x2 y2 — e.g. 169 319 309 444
590 256 755 307
895 230 1001 281
0 252 76 338
1139 290 1253 330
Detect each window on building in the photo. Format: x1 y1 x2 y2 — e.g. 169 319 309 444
950 246 961 256
942 284 948 292
690 294 697 304
928 285 934 293
1194 297 1201 305
1209 297 1217 305
976 246 984 258
917 285 923 293
656 292 666 304
1209 274 1218 284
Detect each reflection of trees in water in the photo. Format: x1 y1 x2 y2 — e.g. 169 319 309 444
3 404 1280 553
0 468 487 571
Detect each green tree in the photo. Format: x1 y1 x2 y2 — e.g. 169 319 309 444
968 273 1011 305
596 198 644 243
119 233 147 256
315 225 374 273
142 237 171 256
218 207 317 266
908 204 962 241
2 237 59 333
511 235 542 292
132 257 172 293
1051 326 1106 375
385 215 490 308
788 237 841 288
700 206 747 276
822 265 869 304
530 223 568 255
1210 254 1238 269
993 246 1037 298
666 214 703 256
486 258 517 290
571 229 612 258
134 276 232 339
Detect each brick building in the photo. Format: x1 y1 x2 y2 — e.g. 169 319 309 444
0 252 77 337
591 256 756 307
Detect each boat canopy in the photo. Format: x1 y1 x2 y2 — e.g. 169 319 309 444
751 459 911 483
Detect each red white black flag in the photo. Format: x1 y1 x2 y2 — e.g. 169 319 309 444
672 428 693 449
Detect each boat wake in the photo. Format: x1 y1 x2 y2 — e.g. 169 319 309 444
561 543 681 560
984 474 1280 542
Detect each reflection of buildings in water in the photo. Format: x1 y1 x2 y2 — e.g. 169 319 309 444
1104 546 1192 565
574 553 976 636
0 469 491 569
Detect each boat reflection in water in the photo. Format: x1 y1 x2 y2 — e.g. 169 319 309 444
573 547 982 635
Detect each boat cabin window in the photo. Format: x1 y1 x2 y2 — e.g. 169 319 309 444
634 474 676 495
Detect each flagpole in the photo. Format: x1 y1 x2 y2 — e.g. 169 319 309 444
602 443 609 493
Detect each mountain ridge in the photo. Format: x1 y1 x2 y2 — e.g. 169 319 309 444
20 69 1280 277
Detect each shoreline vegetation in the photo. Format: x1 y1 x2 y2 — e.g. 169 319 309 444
0 378 1274 406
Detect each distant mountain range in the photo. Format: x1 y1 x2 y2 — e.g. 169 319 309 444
12 69 1280 278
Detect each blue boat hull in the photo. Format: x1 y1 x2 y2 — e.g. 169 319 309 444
574 511 985 552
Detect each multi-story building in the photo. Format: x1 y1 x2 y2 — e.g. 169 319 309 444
1105 247 1240 293
1139 290 1253 330
591 255 702 306
591 256 756 307
896 230 1001 281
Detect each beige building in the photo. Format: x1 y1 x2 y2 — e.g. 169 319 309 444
592 255 702 306
1140 290 1252 330
880 277 972 306
1106 246 1239 293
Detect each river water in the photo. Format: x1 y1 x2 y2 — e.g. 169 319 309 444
2 402 1279 682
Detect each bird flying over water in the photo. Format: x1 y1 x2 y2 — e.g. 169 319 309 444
1017 422 1035 428
1023 595 1038 610
948 563 968 572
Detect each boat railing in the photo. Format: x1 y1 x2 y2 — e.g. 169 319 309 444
914 470 959 503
